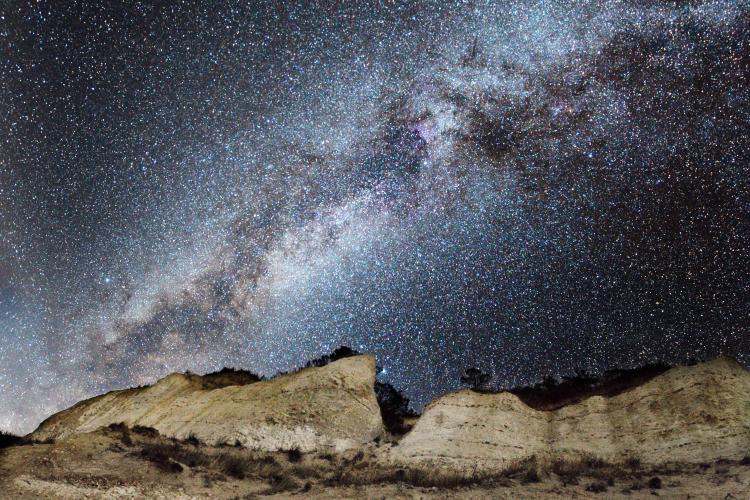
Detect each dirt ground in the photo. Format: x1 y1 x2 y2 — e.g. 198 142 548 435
2 427 749 499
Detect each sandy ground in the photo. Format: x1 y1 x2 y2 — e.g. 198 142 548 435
2 427 749 499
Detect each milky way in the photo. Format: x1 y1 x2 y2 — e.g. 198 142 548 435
1 0 749 433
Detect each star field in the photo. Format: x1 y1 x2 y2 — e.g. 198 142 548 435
1 0 748 433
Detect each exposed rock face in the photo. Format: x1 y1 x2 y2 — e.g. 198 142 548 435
391 356 750 467
31 355 383 452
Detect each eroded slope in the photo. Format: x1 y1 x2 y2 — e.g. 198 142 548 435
392 356 750 467
31 355 383 452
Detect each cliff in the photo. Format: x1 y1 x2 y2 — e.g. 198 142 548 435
31 355 383 452
391 356 750 467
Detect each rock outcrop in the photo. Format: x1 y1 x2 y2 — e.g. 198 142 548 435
391 356 750 467
31 355 383 452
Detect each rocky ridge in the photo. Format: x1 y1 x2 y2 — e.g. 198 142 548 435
31 355 382 452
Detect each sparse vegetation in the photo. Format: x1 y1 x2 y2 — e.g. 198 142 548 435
460 367 492 391
0 431 27 449
137 443 184 474
375 381 418 435
521 467 540 484
510 363 670 410
219 454 253 479
586 480 608 493
285 447 302 463
648 476 662 489
304 346 360 368
199 367 262 389
132 425 160 438
5 421 743 498
266 473 300 494
184 433 202 447
107 422 133 446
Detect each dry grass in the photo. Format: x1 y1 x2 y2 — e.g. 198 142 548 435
113 423 695 494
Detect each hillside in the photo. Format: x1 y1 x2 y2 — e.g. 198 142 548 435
31 355 383 452
391 356 750 468
3 355 750 498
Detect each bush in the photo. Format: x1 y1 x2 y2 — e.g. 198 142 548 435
107 422 132 446
135 442 211 470
625 456 641 469
375 382 418 435
586 481 608 493
219 455 253 479
0 431 27 449
648 476 662 489
460 368 492 391
132 426 160 438
286 447 302 463
183 433 202 447
138 444 183 474
521 468 540 484
304 346 360 368
267 474 300 494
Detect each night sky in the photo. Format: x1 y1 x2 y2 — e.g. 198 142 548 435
1 0 749 433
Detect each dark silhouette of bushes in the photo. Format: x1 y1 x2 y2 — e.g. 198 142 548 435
285 447 302 463
586 481 609 493
184 433 202 447
375 382 418 435
511 363 670 410
107 422 133 446
138 443 184 474
304 346 360 368
648 476 662 489
198 367 262 389
0 431 27 449
219 455 253 479
132 425 160 438
460 367 492 391
266 474 300 494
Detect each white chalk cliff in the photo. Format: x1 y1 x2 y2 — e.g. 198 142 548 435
31 355 383 452
391 356 750 467
31 355 750 467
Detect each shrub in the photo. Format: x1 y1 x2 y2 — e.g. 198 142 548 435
0 431 27 449
511 363 669 411
375 382 418 435
107 422 129 433
138 444 183 474
625 456 641 469
586 481 608 493
131 425 159 438
135 442 211 470
304 346 360 368
107 422 132 446
267 474 300 493
286 447 302 463
184 433 202 447
219 455 253 479
460 368 492 391
521 468 540 484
